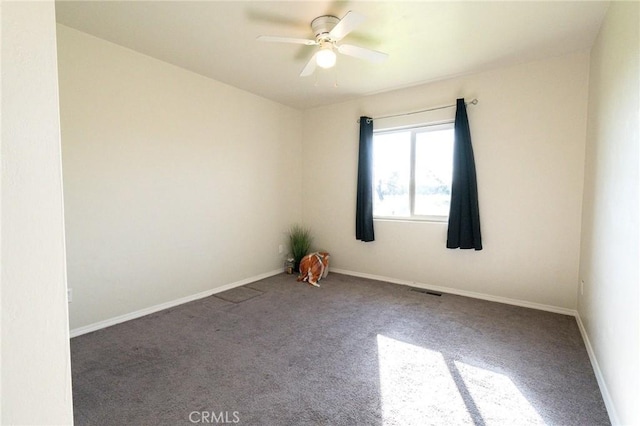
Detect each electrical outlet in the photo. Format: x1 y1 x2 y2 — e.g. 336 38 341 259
580 280 584 296
67 288 73 303
278 244 284 254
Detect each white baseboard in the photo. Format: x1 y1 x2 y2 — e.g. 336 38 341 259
332 268 578 316
575 313 619 425
69 269 282 338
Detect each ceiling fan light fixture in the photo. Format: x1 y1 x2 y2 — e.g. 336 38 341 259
316 44 336 69
258 11 387 77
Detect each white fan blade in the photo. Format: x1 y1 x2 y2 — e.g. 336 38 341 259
300 53 318 77
329 11 365 41
338 44 388 63
257 35 317 46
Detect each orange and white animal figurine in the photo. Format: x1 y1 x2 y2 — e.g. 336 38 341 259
297 252 330 287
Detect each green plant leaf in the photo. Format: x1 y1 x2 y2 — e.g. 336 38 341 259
288 224 313 265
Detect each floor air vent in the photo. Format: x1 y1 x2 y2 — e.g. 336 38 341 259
410 288 442 297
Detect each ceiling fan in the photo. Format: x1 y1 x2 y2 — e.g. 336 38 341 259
257 11 388 77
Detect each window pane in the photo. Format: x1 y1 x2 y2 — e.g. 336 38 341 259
414 128 454 217
373 132 411 217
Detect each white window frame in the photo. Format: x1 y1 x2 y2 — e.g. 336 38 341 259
372 121 454 223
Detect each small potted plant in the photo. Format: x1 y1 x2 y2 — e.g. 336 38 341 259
288 224 313 273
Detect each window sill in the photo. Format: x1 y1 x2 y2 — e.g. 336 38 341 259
373 216 448 224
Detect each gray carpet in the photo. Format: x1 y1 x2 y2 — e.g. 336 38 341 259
71 273 609 425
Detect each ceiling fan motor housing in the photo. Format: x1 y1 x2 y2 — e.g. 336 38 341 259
311 15 339 41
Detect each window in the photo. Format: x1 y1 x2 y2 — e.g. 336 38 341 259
372 123 454 221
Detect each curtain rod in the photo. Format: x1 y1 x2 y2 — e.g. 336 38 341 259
358 98 479 123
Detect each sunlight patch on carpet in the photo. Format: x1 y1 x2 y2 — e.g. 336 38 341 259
377 334 545 425
377 334 473 425
454 361 545 425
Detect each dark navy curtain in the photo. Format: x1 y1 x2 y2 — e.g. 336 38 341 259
447 99 482 250
356 117 375 242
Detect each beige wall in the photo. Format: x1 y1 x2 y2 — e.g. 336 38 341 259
301 52 590 311
1 1 74 423
57 25 303 330
578 2 639 424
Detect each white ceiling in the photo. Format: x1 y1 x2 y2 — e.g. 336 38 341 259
55 1 609 110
